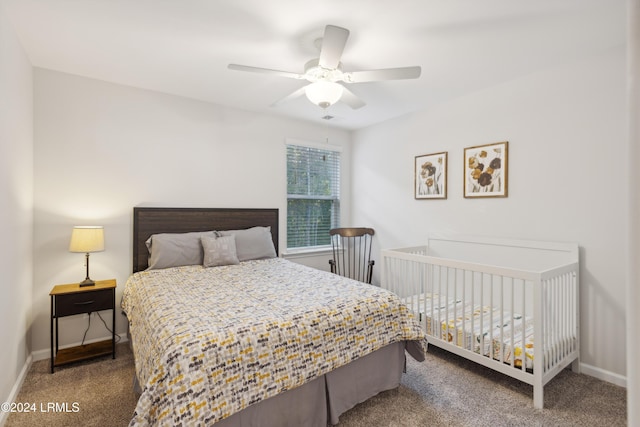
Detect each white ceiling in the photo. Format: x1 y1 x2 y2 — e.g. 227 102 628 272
3 0 626 130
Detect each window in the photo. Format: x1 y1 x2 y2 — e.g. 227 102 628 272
286 142 341 250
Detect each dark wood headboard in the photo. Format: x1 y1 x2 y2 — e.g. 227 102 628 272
133 207 279 273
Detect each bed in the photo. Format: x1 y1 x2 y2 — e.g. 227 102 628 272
380 234 580 409
122 207 426 426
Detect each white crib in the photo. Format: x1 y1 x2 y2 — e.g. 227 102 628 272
381 235 580 409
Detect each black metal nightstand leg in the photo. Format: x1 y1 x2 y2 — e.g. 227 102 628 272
112 290 116 359
50 295 54 373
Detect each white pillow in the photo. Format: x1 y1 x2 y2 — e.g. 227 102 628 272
201 235 240 267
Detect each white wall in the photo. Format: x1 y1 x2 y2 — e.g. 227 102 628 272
16 10 631 403
627 0 639 423
0 2 33 414
32 69 350 356
352 46 628 380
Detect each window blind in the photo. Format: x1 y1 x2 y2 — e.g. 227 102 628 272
286 144 341 249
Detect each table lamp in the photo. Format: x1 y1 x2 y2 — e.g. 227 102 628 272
69 226 104 287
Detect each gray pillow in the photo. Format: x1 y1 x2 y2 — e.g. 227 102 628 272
145 231 216 270
201 235 240 267
218 226 277 261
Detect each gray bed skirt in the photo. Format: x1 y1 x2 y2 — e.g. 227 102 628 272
215 341 407 426
129 339 410 426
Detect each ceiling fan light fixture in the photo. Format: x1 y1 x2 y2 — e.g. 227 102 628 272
229 24 420 110
305 81 344 108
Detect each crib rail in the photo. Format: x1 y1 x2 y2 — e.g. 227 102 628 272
381 241 579 409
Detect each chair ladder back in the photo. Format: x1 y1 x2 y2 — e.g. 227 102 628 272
329 227 375 284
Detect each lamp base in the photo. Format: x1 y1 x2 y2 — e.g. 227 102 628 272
79 278 96 287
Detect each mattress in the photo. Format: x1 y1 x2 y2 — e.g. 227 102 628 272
404 293 533 369
121 258 426 426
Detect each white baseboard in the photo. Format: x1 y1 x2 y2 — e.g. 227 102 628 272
2 335 128 426
31 335 128 362
0 354 33 427
580 362 627 388
2 339 626 427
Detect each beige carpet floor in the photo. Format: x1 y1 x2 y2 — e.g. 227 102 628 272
5 343 627 426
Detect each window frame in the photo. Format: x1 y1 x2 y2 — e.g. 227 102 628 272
285 139 342 253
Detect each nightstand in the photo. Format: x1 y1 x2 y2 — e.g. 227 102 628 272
50 279 116 373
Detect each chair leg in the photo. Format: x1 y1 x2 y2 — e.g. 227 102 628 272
366 260 375 284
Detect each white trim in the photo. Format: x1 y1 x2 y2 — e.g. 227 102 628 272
31 334 128 362
284 139 342 252
285 137 343 152
426 233 579 257
0 337 624 427
0 354 33 427
580 362 627 388
281 247 334 259
1 335 129 426
627 3 640 426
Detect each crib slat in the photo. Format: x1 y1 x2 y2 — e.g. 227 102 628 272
512 279 517 369
500 276 505 365
454 268 459 347
380 239 579 411
479 273 484 356
491 275 496 360
521 279 525 371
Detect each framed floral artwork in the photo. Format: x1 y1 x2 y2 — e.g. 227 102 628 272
464 141 508 198
415 151 447 199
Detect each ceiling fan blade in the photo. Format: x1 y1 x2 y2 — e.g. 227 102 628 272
343 66 421 83
271 86 307 107
318 25 350 69
228 64 304 80
340 86 366 109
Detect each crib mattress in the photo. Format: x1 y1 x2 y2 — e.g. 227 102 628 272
404 293 534 369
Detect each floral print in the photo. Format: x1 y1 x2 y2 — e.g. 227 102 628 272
416 153 447 198
465 143 506 195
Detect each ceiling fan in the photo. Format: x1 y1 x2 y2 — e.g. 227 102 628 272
228 25 421 110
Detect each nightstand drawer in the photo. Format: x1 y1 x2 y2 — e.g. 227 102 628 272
55 289 113 317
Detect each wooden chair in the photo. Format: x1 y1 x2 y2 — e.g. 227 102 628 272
329 227 375 284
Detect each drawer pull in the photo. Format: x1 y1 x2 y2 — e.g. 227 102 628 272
74 300 94 305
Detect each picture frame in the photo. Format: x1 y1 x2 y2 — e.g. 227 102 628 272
415 151 447 199
464 141 508 198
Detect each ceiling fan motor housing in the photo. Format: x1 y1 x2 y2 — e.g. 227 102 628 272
228 24 420 110
303 58 344 83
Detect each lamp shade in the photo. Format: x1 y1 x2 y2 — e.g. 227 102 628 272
305 81 344 108
69 226 105 253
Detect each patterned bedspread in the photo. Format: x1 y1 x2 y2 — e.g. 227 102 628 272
122 258 426 426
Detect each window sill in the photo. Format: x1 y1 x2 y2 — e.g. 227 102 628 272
282 247 334 259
